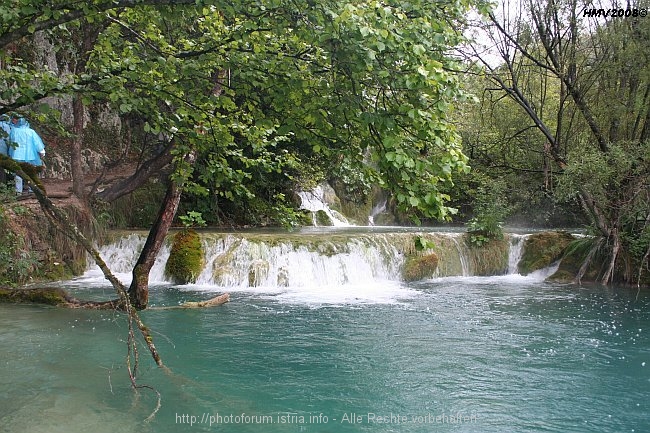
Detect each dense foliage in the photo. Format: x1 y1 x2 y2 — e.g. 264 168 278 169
460 0 650 284
1 0 487 226
3 0 647 286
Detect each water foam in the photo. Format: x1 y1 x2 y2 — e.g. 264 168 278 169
72 231 553 305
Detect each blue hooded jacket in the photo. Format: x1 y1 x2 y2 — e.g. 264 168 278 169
8 117 45 166
0 115 10 156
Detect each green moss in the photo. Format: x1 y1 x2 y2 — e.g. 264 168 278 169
296 210 314 226
547 237 610 283
547 269 578 283
519 231 575 275
402 253 439 282
164 229 204 284
547 243 586 282
338 198 372 225
42 261 74 281
373 212 397 226
0 287 69 306
466 236 509 276
315 210 333 226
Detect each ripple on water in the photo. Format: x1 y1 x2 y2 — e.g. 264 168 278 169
2 282 649 433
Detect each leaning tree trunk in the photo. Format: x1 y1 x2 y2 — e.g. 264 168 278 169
128 151 196 310
128 180 182 310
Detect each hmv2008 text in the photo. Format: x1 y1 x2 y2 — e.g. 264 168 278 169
582 7 648 17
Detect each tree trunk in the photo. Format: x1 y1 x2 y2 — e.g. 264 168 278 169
1 157 164 364
127 151 196 310
602 227 621 285
128 181 182 309
69 23 103 200
71 93 85 198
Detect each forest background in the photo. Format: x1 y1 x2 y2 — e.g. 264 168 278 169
0 0 648 290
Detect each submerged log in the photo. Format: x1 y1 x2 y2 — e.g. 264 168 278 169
0 287 229 310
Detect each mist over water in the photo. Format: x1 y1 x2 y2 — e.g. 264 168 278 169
2 231 648 432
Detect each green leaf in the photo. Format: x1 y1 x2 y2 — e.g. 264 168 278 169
413 44 426 55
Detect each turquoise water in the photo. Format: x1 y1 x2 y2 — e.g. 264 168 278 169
1 278 649 433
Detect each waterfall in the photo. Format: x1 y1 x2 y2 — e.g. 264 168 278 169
368 198 387 226
77 230 557 291
74 233 171 286
507 234 527 274
195 234 403 288
81 231 411 290
448 234 471 277
297 185 350 227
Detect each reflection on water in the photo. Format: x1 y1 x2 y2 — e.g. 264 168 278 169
1 278 648 433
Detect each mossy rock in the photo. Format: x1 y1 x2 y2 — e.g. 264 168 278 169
277 267 289 287
546 244 595 283
548 239 650 286
519 231 575 275
373 212 397 226
164 229 204 284
466 237 509 276
248 260 270 287
338 198 372 225
213 264 235 285
0 287 70 306
315 210 333 226
402 253 439 282
547 268 579 283
297 210 314 226
42 261 74 281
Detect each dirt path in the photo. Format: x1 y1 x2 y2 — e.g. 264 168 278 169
15 164 136 209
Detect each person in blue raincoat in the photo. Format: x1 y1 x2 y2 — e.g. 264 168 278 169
8 115 46 194
0 114 11 184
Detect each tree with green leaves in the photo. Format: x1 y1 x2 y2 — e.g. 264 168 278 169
466 0 650 285
2 0 486 306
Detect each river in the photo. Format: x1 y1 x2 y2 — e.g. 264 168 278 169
0 229 648 432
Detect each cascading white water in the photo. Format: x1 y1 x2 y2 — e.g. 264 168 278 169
76 232 416 304
297 185 350 226
448 234 471 277
368 199 387 226
79 232 407 290
507 234 527 274
76 231 552 294
195 235 403 288
72 233 171 286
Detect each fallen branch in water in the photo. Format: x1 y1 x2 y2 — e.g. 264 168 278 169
177 293 230 308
